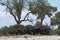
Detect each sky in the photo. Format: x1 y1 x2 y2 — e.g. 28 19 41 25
0 0 60 27
48 0 60 11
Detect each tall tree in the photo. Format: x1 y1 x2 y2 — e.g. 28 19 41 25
0 0 33 24
51 12 60 29
0 0 57 25
29 0 57 26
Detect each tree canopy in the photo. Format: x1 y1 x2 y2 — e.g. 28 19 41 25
51 12 60 26
29 0 57 26
0 0 57 26
0 0 33 24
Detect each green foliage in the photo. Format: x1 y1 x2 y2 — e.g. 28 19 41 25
53 29 60 35
55 12 60 18
55 12 60 24
9 24 26 35
50 28 60 35
51 12 60 26
0 0 33 24
0 25 27 35
35 21 41 27
0 0 57 25
39 25 51 35
0 25 60 35
51 17 57 26
0 26 9 36
29 0 57 18
29 0 57 26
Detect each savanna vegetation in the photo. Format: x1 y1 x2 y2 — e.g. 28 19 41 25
0 0 60 36
0 25 51 36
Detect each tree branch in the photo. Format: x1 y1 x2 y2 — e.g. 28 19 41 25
0 3 18 23
9 9 18 23
0 3 10 9
20 18 33 24
24 12 31 20
20 12 34 23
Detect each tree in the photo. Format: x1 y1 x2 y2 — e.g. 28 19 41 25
0 26 9 35
29 0 57 26
55 12 60 25
54 12 60 35
51 17 57 26
51 12 60 25
9 25 26 35
0 0 33 24
0 0 57 25
51 12 60 30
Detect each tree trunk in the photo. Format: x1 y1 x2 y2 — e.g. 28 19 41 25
16 21 20 25
41 17 43 27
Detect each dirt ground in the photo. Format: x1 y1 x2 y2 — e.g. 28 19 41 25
0 35 60 40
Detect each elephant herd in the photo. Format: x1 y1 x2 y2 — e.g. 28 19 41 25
25 25 51 35
9 25 51 35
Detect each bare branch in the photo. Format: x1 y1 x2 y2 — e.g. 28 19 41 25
9 9 18 22
0 2 18 23
0 3 10 9
20 12 35 24
20 12 32 23
20 18 33 24
24 12 31 20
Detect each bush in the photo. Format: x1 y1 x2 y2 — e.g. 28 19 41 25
0 25 52 36
0 25 27 35
38 26 51 35
25 25 51 35
0 26 9 36
9 24 27 35
26 25 37 35
54 29 60 35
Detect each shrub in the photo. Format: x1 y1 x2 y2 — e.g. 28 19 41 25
26 25 36 35
0 26 9 36
38 26 51 35
54 29 60 35
0 25 52 35
9 24 26 35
